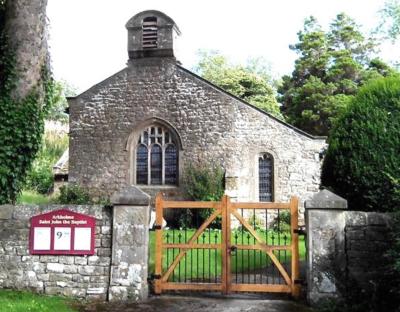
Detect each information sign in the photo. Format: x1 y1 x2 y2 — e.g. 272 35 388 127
29 209 95 255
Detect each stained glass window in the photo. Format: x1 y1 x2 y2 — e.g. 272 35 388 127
136 144 148 184
259 154 273 202
135 125 178 185
151 145 162 185
165 144 177 184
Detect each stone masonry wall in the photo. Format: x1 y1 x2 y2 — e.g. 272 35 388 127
69 58 326 208
306 191 394 305
344 212 393 293
0 204 112 300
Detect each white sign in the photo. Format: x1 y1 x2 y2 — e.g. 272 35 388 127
74 227 91 251
33 227 51 250
53 227 71 250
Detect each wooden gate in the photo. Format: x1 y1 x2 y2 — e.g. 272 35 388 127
154 194 300 297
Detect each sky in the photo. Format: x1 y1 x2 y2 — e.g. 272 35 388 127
46 0 398 93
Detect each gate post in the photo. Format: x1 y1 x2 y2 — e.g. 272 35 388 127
109 185 150 301
305 189 347 305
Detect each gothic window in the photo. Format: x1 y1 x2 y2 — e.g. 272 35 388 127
142 16 158 49
259 153 273 202
135 125 178 185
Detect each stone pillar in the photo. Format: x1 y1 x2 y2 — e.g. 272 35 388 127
305 189 347 305
109 185 150 301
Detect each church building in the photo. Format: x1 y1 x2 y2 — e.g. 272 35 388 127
67 10 326 205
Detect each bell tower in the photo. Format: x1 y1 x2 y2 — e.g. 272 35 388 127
125 10 181 59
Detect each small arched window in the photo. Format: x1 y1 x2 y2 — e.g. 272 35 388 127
259 153 273 202
135 125 178 185
142 16 158 49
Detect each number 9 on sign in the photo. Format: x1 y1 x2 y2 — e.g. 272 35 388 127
54 227 71 250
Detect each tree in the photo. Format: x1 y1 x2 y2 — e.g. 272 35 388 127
279 14 395 136
47 80 77 122
194 51 283 119
321 75 400 212
377 0 400 41
0 0 53 203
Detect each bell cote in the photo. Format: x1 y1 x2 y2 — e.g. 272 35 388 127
126 10 181 59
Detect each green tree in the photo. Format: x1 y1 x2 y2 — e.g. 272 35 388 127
47 80 76 122
0 0 53 204
279 14 394 136
321 75 400 212
377 0 400 41
194 51 283 119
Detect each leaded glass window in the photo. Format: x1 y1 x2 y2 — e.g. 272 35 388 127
135 125 178 185
165 144 177 184
136 144 148 184
259 154 273 202
151 145 162 185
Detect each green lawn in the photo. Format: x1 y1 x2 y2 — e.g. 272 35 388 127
0 290 76 312
16 190 52 205
149 229 306 281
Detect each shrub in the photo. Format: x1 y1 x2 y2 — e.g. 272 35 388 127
24 128 68 194
56 185 91 205
180 162 225 227
321 75 400 212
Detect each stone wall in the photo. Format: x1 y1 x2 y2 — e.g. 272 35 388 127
305 190 394 305
0 186 150 301
0 204 112 300
68 57 326 207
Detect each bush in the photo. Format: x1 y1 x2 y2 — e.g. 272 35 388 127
56 185 91 205
321 75 400 212
179 162 225 227
24 128 68 194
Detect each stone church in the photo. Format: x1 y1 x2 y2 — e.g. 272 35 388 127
66 10 326 205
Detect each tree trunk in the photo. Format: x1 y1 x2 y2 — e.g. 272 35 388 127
5 0 49 100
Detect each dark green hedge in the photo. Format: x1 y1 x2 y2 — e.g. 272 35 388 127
321 75 400 212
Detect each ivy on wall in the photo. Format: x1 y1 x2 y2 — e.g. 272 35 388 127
0 0 55 204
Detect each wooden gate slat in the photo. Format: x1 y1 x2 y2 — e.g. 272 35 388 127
161 208 222 283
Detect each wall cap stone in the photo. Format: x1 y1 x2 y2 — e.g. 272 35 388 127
305 189 347 210
111 185 150 206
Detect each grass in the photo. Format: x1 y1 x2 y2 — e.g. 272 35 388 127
16 190 53 205
149 228 306 280
0 289 76 312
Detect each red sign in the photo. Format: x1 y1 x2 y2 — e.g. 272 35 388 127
29 209 96 255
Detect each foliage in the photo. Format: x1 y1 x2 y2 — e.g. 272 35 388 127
24 128 68 194
56 185 91 205
271 210 291 232
0 289 76 312
279 14 395 136
194 50 284 119
377 0 400 42
321 75 400 212
0 1 55 204
181 162 225 226
182 162 225 202
16 190 52 205
46 80 76 122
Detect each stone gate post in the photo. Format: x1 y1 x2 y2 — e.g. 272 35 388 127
109 185 150 301
305 189 347 305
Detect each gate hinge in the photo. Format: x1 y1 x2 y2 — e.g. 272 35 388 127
293 227 306 236
154 225 162 230
294 279 306 285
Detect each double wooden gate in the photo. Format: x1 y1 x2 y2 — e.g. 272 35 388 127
154 194 300 297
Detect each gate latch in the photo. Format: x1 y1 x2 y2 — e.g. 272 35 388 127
293 227 306 236
229 245 237 254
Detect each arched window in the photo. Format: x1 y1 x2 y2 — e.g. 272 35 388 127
142 16 158 49
259 154 273 202
135 125 178 185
